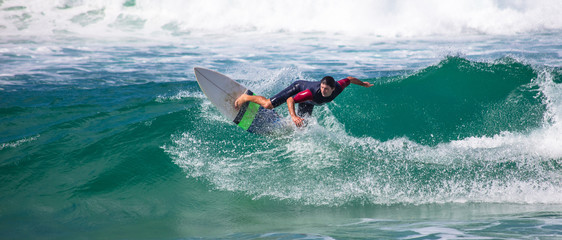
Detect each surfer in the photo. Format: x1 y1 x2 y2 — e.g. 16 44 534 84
234 76 373 127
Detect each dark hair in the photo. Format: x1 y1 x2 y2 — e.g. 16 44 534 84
321 76 336 88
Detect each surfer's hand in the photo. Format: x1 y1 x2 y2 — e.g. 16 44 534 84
363 82 374 88
292 115 305 127
234 94 246 110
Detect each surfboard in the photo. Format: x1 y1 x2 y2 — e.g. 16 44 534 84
194 67 287 134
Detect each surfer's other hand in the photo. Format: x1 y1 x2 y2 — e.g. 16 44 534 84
234 94 246 110
292 115 305 127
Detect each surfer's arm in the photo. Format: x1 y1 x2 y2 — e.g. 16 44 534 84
343 77 373 88
286 97 304 127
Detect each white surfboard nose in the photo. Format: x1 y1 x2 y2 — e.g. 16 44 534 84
193 67 247 120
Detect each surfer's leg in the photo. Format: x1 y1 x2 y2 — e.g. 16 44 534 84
268 81 303 108
235 94 273 109
235 81 302 110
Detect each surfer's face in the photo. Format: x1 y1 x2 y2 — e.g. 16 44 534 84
320 83 335 97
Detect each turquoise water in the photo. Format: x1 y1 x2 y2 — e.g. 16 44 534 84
2 1 562 239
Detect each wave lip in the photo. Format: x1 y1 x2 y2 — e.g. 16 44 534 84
1 0 561 37
339 56 549 145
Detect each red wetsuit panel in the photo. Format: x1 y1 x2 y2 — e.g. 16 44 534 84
293 89 313 103
292 78 350 104
338 78 351 89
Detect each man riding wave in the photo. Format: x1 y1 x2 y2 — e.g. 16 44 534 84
235 76 373 127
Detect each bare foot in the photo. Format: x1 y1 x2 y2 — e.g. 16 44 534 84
234 94 248 110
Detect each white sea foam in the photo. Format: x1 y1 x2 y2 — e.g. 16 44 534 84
0 135 40 151
155 90 204 102
164 106 562 206
1 0 560 38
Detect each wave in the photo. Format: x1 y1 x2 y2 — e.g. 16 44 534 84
3 53 559 208
338 56 549 145
1 0 561 38
165 56 562 206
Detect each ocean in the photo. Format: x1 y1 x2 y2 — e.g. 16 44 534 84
1 0 562 239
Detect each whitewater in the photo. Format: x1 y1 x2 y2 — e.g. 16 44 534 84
1 0 562 239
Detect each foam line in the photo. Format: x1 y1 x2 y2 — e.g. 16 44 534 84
2 0 561 37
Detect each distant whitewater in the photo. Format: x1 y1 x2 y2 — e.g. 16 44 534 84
1 0 562 38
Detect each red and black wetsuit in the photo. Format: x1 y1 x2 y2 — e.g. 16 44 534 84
269 78 351 116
